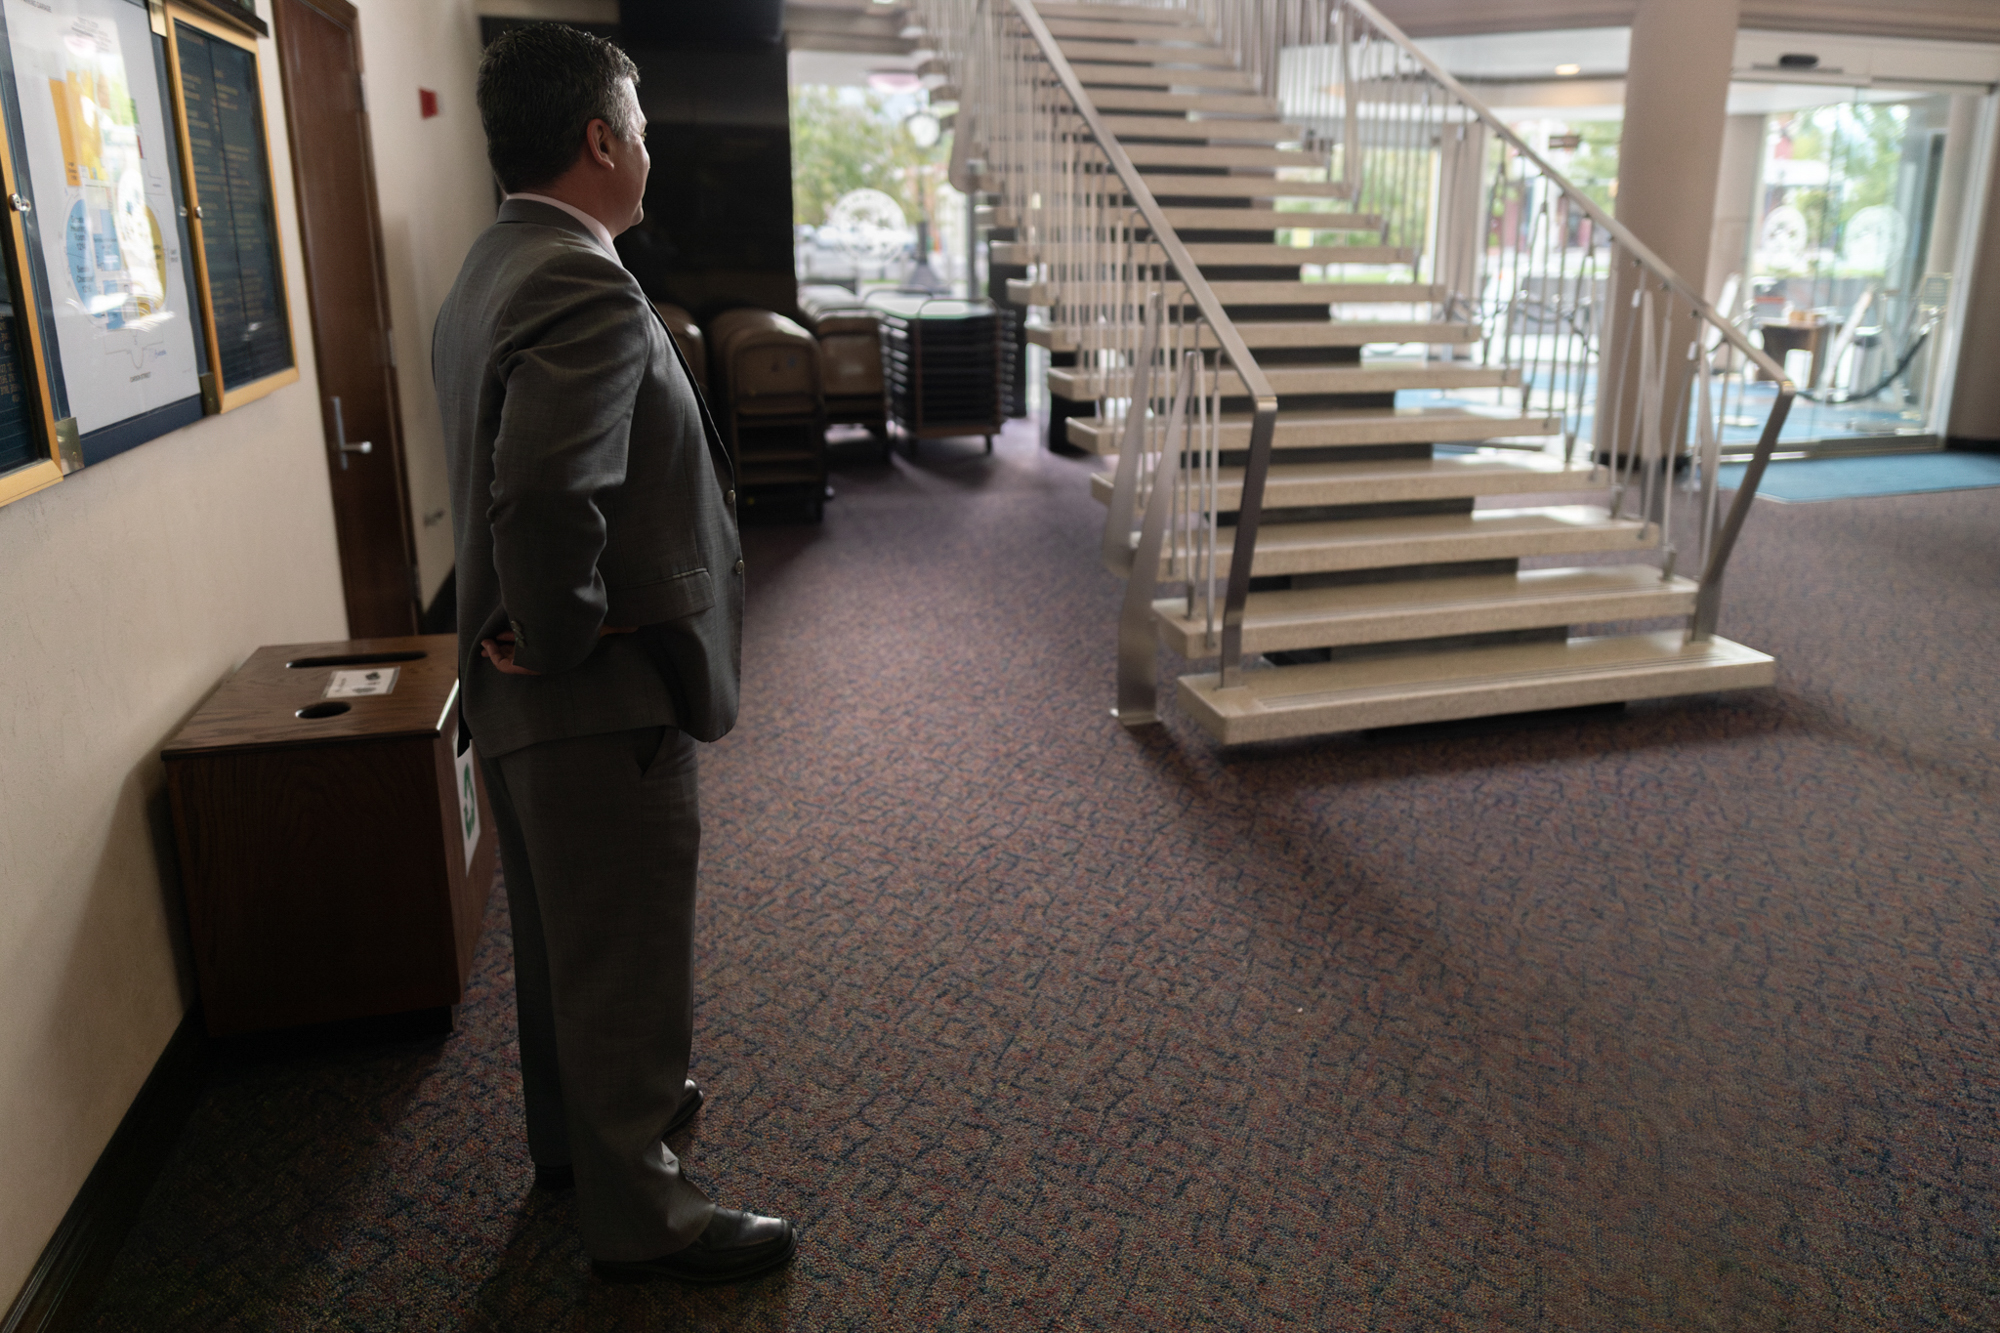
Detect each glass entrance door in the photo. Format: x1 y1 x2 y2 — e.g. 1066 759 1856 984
1731 85 1983 450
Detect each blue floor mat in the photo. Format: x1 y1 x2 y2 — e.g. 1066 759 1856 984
1718 452 2000 502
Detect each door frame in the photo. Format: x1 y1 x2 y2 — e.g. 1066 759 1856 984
271 0 420 635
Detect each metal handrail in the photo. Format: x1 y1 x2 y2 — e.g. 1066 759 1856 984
1002 0 1281 686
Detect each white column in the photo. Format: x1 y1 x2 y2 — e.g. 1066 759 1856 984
1947 103 2000 443
1706 113 1766 312
1615 0 1741 287
1603 0 1741 462
1925 95 1982 277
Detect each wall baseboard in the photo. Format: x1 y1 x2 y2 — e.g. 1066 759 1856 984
1 1012 207 1333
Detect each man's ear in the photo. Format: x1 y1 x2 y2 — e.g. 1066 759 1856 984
587 118 616 168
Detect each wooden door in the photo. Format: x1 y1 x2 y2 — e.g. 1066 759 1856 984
273 0 418 638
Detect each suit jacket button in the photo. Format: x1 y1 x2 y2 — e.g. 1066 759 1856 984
733 558 744 574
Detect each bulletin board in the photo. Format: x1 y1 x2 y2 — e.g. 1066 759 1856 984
2 0 206 465
0 0 294 509
165 1 295 412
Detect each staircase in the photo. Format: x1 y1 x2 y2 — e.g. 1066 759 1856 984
922 0 1793 745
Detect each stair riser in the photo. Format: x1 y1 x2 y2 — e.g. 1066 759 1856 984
1178 653 1773 744
1154 588 1697 656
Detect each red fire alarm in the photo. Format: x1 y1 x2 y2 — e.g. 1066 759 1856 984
419 88 439 119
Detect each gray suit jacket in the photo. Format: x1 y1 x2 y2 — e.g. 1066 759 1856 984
434 199 742 756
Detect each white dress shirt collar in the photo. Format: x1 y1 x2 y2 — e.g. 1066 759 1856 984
504 192 621 261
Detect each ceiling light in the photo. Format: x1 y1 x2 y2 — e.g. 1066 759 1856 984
1554 63 1582 76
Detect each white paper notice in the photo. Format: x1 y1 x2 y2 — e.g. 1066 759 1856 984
455 745 481 872
324 667 399 698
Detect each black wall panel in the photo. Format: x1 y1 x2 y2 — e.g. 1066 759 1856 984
476 13 796 322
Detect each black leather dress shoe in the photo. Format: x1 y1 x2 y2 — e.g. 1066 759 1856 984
591 1208 797 1285
532 1079 704 1192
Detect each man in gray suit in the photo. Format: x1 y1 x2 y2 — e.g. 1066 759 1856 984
433 25 794 1284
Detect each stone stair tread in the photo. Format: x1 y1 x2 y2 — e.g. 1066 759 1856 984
1095 115 1305 143
1176 631 1774 744
1070 62 1258 90
1088 454 1603 507
1028 311 1452 350
1056 39 1238 66
1205 281 1431 302
1045 20 1214 42
1015 279 1431 308
1197 506 1657 576
1155 207 1380 231
1181 243 1411 264
1126 172 1352 199
1153 567 1699 656
1049 345 1487 399
1066 406 1562 454
1085 90 1282 114
1039 8 1211 36
1122 143 1325 169
1000 245 1414 269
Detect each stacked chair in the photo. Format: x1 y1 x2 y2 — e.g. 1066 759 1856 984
650 301 708 386
705 308 828 521
798 285 889 451
869 293 1014 456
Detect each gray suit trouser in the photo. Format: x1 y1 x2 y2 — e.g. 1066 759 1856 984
480 725 718 1260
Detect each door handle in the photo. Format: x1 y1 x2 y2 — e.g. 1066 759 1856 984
331 395 373 470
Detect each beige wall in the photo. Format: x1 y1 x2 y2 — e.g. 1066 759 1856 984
0 0 522 1306
353 0 499 604
0 17 344 1303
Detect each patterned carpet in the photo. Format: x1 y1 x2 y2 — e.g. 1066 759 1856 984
76 422 1998 1330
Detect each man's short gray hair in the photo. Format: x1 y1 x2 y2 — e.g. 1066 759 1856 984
477 25 640 195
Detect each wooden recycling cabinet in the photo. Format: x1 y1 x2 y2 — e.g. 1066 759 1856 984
162 634 496 1036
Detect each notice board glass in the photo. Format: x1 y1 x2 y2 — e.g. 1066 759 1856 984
168 7 293 410
0 0 205 465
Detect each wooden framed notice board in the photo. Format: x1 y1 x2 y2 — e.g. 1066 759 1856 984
0 0 295 510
